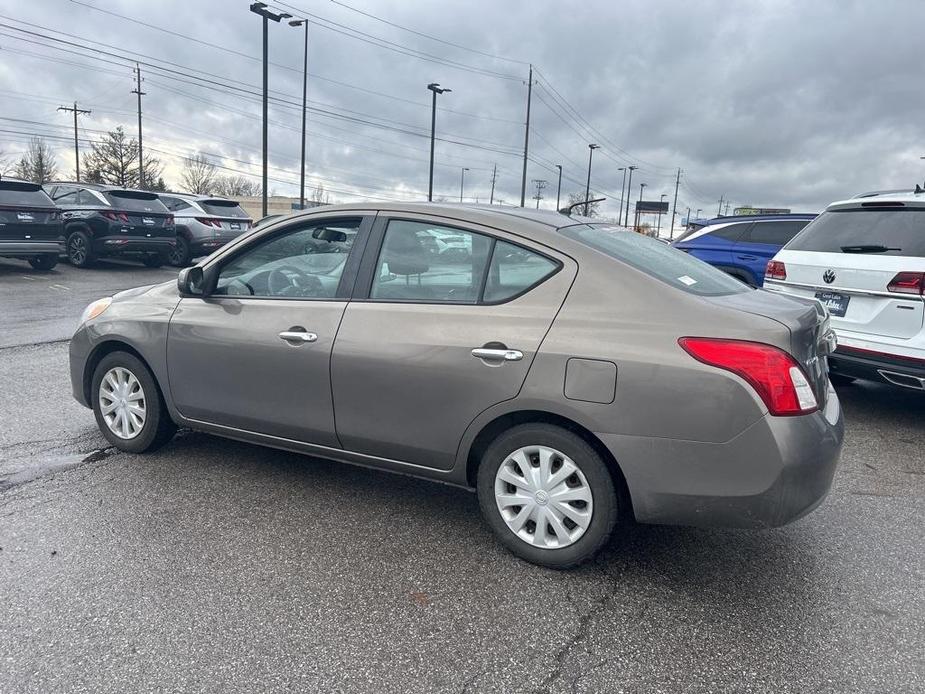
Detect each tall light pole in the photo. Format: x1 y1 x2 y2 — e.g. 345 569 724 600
584 144 599 216
427 83 451 202
617 167 626 226
289 18 309 209
459 167 469 202
657 193 667 237
624 166 638 226
635 182 647 230
250 2 290 218
696 208 703 221
555 164 562 211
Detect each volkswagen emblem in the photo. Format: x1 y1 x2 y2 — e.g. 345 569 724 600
823 269 836 284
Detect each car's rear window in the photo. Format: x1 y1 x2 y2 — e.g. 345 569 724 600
104 190 169 213
0 181 54 207
200 199 249 218
562 225 749 296
787 208 925 256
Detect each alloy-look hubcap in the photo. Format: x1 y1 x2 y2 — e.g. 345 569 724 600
494 445 594 549
98 367 146 439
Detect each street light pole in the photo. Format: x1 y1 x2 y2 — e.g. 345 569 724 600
427 83 451 202
624 166 638 226
617 167 626 226
584 144 599 216
636 182 647 230
555 164 562 211
657 193 667 237
289 18 309 209
250 2 290 218
459 167 469 202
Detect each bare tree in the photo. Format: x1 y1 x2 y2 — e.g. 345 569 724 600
213 175 261 197
0 148 14 176
566 191 600 217
310 182 332 205
82 127 163 189
14 137 59 183
179 154 218 195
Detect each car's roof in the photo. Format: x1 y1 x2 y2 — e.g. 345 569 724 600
45 181 158 194
158 192 235 202
701 213 817 226
0 176 38 186
830 190 925 209
289 201 604 237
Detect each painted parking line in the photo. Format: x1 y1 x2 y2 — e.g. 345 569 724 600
49 284 72 291
19 275 39 281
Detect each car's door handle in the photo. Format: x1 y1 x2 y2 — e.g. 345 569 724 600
471 348 524 362
279 330 318 343
736 254 758 261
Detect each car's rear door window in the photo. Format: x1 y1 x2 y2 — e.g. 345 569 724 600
744 220 811 245
787 208 925 256
563 225 749 296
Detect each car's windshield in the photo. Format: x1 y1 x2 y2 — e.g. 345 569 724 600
786 207 925 256
562 225 749 296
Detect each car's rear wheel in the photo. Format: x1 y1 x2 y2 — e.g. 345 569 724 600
28 254 57 271
477 423 618 568
66 230 95 267
91 351 176 453
168 236 191 267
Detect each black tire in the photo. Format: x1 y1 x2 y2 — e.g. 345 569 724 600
168 236 191 267
477 423 618 569
28 254 58 271
829 373 856 387
91 351 177 453
142 255 165 268
66 230 95 267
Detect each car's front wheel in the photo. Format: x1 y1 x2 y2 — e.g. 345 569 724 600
91 352 176 453
28 254 58 271
477 423 618 569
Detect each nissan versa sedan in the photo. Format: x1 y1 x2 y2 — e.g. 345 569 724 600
69 203 844 568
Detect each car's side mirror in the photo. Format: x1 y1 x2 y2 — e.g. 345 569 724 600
178 265 206 296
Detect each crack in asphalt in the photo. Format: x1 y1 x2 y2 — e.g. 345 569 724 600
0 337 71 352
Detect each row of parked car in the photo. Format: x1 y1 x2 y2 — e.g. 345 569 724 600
0 177 254 270
672 190 925 391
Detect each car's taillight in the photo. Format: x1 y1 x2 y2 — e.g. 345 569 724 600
679 337 818 416
765 260 787 280
887 271 924 295
103 211 130 223
195 217 222 228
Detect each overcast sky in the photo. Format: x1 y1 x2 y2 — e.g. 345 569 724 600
1 0 924 225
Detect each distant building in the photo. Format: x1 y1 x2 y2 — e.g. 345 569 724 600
229 195 324 221
733 206 791 216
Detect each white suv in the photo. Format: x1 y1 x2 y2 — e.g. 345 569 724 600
764 191 925 390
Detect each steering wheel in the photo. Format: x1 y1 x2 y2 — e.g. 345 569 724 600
267 265 324 297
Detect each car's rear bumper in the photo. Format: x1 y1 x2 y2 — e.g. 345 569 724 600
0 240 63 256
93 236 175 256
599 383 843 528
829 346 925 390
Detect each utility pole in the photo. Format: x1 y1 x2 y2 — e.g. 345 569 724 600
657 193 667 237
670 167 681 240
489 163 497 204
724 201 731 215
250 3 291 218
618 167 627 226
426 83 451 201
624 166 638 226
289 18 309 209
584 144 600 216
717 194 725 217
685 206 691 229
57 102 91 182
520 64 533 207
531 179 547 209
459 167 469 202
131 64 146 188
554 164 562 210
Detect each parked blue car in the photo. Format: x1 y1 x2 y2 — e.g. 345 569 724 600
672 214 816 287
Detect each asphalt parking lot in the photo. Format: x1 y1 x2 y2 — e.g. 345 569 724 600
1 258 923 694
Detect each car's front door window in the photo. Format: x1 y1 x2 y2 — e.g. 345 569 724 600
214 219 361 299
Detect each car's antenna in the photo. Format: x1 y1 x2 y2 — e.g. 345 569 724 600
559 197 606 215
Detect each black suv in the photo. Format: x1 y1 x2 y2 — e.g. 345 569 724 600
0 177 63 270
46 183 175 268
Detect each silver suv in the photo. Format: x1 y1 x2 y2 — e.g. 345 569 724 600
158 193 252 266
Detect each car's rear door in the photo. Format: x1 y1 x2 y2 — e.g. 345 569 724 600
167 214 373 445
682 221 752 271
330 214 576 470
772 206 925 339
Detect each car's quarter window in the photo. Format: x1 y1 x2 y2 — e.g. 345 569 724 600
51 187 79 204
563 225 749 296
743 220 809 245
213 218 361 299
161 196 191 212
370 220 492 303
708 222 752 242
483 240 559 303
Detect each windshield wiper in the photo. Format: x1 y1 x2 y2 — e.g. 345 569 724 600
840 244 901 253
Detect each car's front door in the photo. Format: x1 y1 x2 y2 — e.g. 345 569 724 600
166 215 372 446
331 215 576 470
